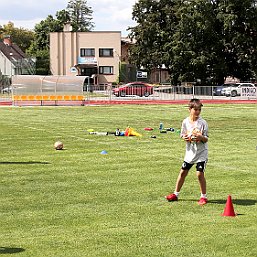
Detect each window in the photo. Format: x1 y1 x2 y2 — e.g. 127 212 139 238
80 48 95 57
99 48 113 57
99 66 113 74
81 67 97 76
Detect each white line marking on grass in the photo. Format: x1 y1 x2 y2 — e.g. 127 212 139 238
23 125 46 131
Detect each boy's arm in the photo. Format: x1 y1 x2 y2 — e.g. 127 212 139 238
198 122 208 143
180 120 190 141
198 134 208 143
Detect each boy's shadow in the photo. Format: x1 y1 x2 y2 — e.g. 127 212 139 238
0 247 25 254
0 161 50 165
209 199 256 206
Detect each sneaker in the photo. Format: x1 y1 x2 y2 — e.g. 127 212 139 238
165 193 178 202
198 197 208 205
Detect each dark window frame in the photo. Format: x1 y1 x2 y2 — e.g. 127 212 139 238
99 48 114 57
80 48 95 57
99 66 114 75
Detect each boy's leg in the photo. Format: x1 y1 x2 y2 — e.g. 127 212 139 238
197 171 206 195
175 169 189 192
196 161 207 205
166 163 191 201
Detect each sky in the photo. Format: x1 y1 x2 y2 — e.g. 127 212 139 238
0 0 138 36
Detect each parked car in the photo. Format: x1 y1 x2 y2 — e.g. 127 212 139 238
221 83 256 97
213 84 236 96
113 82 154 97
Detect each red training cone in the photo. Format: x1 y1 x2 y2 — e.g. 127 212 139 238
222 195 236 217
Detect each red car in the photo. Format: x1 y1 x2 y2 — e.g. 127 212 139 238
113 82 154 97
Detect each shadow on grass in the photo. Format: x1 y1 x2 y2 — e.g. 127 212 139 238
178 199 256 206
209 199 256 206
0 161 50 165
0 247 25 254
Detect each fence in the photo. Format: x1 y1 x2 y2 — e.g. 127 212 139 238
82 84 257 102
1 83 256 105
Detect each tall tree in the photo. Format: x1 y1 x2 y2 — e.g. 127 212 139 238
29 14 66 53
28 0 94 75
170 0 219 84
129 0 175 72
67 0 94 32
26 13 69 74
129 0 257 85
215 0 257 82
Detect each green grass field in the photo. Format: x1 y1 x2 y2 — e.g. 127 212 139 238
0 104 256 257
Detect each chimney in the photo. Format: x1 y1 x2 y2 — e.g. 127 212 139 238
63 23 72 32
3 35 12 46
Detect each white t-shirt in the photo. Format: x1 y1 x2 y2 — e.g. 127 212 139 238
181 116 208 164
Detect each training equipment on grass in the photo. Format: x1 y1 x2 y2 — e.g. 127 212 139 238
115 129 125 136
89 130 125 136
101 150 108 154
124 127 142 137
54 141 64 150
144 127 153 131
89 132 108 136
88 127 141 137
222 195 236 217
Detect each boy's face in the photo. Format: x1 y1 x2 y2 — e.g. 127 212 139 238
189 107 201 118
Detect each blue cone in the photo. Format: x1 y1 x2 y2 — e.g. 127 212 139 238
101 150 107 154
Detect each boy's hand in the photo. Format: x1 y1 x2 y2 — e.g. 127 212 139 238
192 134 201 142
182 134 191 141
192 134 207 143
182 133 206 143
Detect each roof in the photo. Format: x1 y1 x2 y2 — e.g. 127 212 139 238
0 41 26 61
121 37 136 44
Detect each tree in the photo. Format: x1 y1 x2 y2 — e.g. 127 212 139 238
215 0 257 82
26 14 68 74
129 0 174 71
0 22 35 53
29 14 66 53
28 0 94 75
67 0 94 32
169 0 219 85
129 0 257 85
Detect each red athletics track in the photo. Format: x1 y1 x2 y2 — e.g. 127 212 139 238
0 99 256 106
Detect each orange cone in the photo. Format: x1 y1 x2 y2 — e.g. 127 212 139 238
222 195 236 217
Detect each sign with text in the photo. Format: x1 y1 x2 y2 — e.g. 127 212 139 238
78 57 98 65
137 71 147 78
241 87 257 97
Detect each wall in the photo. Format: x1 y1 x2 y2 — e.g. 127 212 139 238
50 31 121 85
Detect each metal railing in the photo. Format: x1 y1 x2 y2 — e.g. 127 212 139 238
1 84 256 105
82 85 257 102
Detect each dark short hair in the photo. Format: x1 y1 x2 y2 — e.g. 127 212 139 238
188 98 203 109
